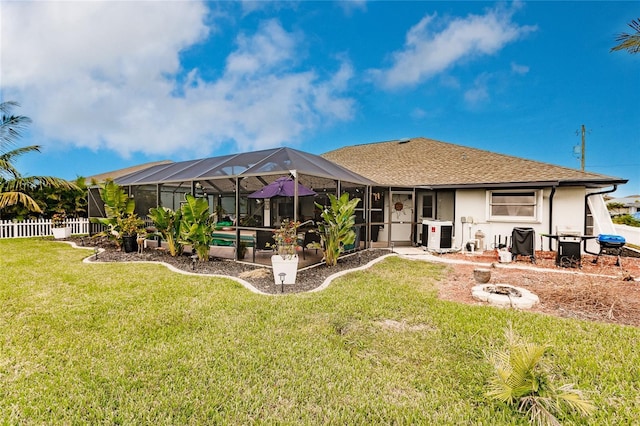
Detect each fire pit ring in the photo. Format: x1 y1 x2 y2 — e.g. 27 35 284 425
471 284 539 309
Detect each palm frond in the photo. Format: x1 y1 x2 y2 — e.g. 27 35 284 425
1 144 42 159
0 102 33 149
555 383 596 416
611 18 640 54
486 326 594 425
0 191 41 212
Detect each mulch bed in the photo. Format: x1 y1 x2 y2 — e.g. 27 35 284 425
65 237 640 327
69 236 391 294
433 249 640 327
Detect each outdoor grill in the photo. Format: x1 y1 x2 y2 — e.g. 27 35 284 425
556 234 582 268
594 234 626 266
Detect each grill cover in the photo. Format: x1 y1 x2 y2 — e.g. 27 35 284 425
597 234 626 245
511 227 535 257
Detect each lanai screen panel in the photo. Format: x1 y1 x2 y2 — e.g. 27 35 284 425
131 185 157 217
160 155 238 182
121 160 202 185
203 149 282 178
113 163 173 185
160 182 191 211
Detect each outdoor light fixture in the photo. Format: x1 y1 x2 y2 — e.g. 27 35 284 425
279 272 286 293
94 247 99 260
191 255 197 270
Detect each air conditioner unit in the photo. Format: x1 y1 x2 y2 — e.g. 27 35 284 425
422 220 453 250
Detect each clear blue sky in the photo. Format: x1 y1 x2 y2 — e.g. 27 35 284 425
2 1 639 196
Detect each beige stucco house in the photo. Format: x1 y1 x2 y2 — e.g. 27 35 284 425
93 136 627 260
322 137 627 252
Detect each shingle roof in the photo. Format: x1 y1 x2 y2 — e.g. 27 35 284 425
322 137 627 188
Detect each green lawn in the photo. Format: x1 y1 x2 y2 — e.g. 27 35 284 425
1 238 639 424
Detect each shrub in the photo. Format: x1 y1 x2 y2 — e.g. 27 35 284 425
486 325 595 425
612 214 640 227
179 194 214 261
90 180 136 248
315 193 360 266
148 206 183 257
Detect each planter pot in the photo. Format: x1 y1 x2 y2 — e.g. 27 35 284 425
271 254 299 285
473 268 491 284
122 234 138 253
52 227 71 239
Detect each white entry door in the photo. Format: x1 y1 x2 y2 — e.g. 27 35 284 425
390 192 413 243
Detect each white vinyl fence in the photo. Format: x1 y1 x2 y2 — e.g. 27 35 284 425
614 224 640 247
0 218 90 239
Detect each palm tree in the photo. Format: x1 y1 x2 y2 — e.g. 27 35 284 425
0 101 77 214
611 18 640 54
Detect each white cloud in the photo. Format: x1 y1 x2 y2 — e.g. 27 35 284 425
511 62 530 75
411 108 427 119
464 73 491 106
1 2 355 159
370 4 536 89
338 0 367 15
226 20 297 75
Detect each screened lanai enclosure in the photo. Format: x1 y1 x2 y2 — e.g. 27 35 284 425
88 148 375 265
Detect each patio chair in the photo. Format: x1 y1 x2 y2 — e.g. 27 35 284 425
253 229 274 262
302 229 321 260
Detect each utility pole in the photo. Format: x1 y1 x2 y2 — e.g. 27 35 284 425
580 124 585 171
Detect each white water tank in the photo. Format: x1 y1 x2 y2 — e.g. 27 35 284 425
422 220 453 250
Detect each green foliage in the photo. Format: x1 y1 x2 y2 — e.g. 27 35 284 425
0 176 88 221
315 193 360 266
611 18 640 54
90 180 137 247
606 201 626 217
179 194 214 261
612 214 640 227
0 101 78 215
148 206 183 256
606 202 626 210
486 325 595 425
119 214 144 237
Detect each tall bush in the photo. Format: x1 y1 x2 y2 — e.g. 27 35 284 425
90 180 136 248
315 193 360 267
179 194 213 261
148 206 183 256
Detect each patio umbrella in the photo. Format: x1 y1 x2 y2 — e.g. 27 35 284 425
248 177 316 199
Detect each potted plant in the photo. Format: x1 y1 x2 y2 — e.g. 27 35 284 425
270 219 300 285
119 214 144 253
51 212 71 239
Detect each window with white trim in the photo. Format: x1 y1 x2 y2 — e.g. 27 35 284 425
489 191 539 220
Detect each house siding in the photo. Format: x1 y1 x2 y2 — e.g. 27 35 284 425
450 187 587 251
